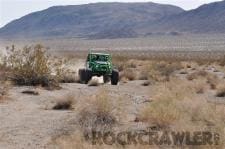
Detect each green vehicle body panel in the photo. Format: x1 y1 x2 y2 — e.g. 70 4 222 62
86 52 113 76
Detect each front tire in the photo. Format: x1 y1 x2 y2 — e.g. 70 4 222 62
79 69 92 84
111 69 119 85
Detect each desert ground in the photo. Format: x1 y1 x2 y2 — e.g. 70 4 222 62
0 35 225 149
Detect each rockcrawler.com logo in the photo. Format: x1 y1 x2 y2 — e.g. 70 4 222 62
84 128 220 146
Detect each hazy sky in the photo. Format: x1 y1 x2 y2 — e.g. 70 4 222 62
0 0 222 27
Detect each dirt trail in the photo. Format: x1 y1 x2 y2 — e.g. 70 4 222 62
0 87 75 149
0 81 150 149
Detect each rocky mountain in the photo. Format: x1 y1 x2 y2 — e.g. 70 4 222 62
154 0 225 33
0 2 184 39
0 1 225 39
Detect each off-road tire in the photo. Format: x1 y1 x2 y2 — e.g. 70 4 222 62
79 69 86 83
103 75 110 83
85 69 92 84
111 69 119 85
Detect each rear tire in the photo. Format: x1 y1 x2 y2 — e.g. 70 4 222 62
79 69 86 83
85 69 92 84
111 69 119 85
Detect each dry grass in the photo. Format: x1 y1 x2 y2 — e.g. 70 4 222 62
53 93 75 110
138 76 222 127
78 88 116 132
116 59 183 82
126 59 138 68
145 61 183 82
112 55 128 72
0 65 9 82
192 79 207 94
0 85 9 102
58 72 78 83
140 98 181 128
139 78 194 127
138 77 225 148
206 74 220 90
119 68 137 81
138 68 149 80
186 70 209 81
48 58 225 148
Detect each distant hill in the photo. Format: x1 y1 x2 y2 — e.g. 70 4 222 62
0 1 225 39
153 0 225 33
0 2 184 39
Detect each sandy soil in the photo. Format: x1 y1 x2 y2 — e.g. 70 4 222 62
1 59 225 149
0 79 152 149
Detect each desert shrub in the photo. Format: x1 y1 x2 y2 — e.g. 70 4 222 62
0 67 8 82
126 60 137 68
112 55 128 72
186 70 209 81
0 53 11 82
138 70 149 80
53 58 73 82
53 94 75 110
114 62 125 72
206 74 219 90
139 79 194 127
216 85 225 97
147 61 182 81
219 55 225 66
193 79 207 94
140 99 181 128
5 45 51 86
0 85 9 101
119 68 137 81
58 71 78 83
4 44 69 89
112 57 139 72
186 73 197 81
78 88 116 132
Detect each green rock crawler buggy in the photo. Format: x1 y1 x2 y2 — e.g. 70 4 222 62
79 52 119 85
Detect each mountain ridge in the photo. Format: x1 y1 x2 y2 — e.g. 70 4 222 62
0 1 225 39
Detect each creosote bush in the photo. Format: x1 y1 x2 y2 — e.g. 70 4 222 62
6 45 51 86
139 78 195 128
78 88 116 132
147 61 183 82
4 44 69 89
